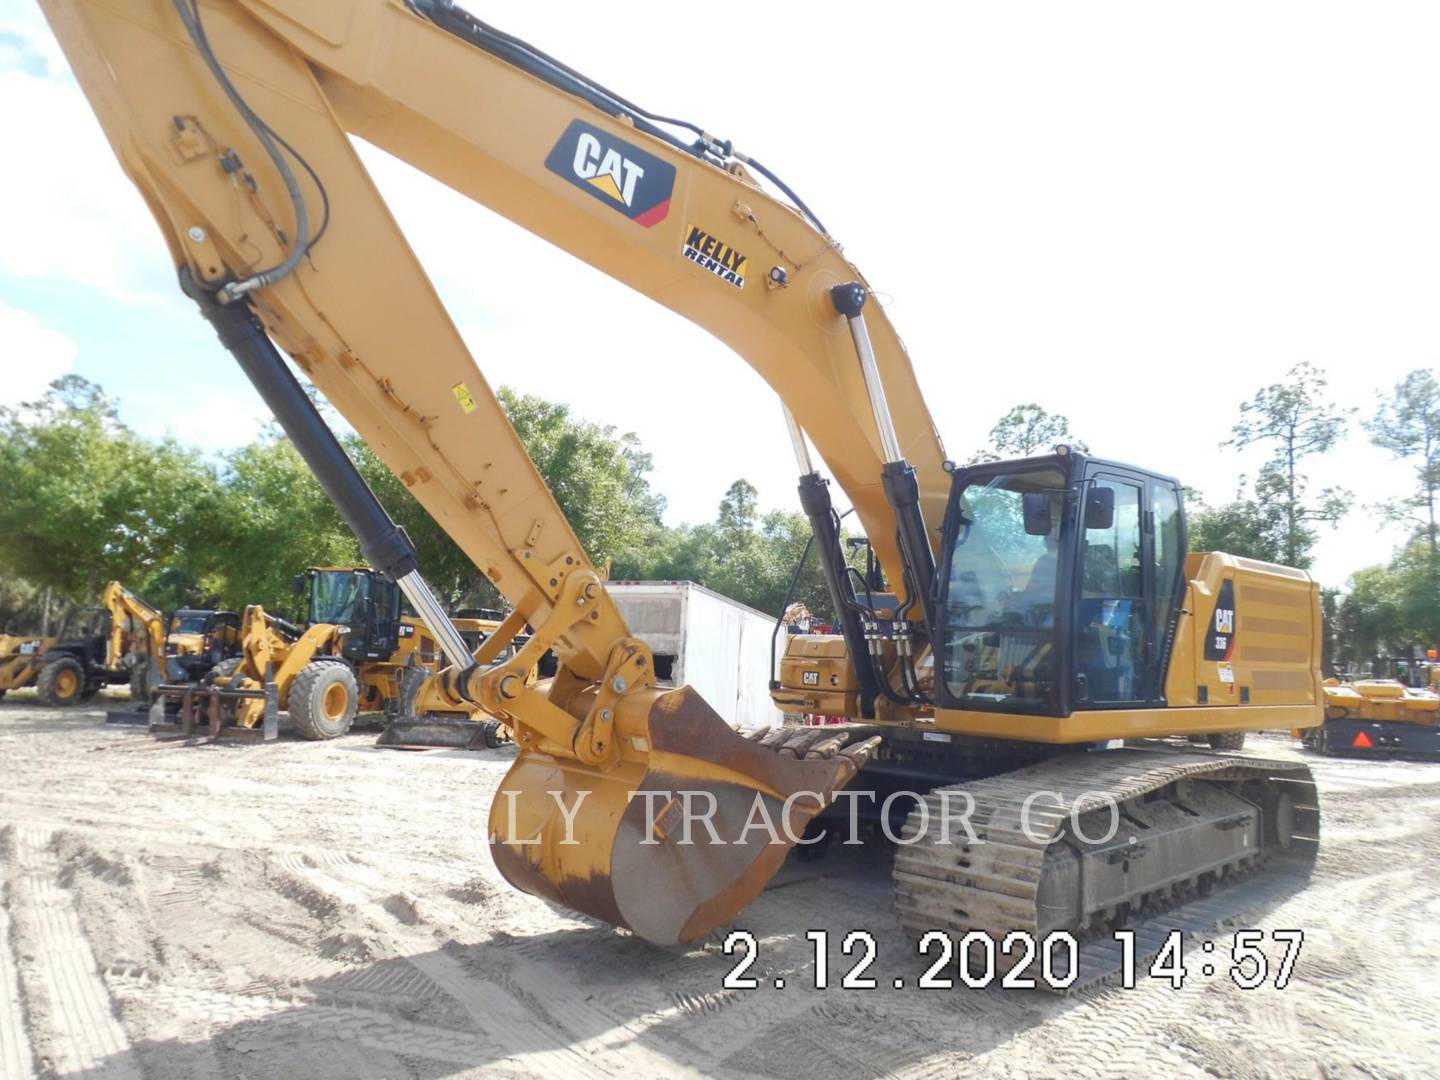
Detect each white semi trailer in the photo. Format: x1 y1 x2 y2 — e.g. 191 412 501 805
606 581 782 730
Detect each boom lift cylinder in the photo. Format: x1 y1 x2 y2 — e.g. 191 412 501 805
181 273 477 673
830 283 939 639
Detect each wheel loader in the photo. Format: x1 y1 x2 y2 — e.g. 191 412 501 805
149 565 502 742
41 0 1324 989
0 633 52 700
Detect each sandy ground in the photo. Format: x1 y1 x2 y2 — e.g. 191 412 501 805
1 693 1437 1080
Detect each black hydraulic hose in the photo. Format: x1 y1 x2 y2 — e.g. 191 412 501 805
173 0 309 299
768 533 815 689
409 0 832 237
730 153 831 239
184 1 330 255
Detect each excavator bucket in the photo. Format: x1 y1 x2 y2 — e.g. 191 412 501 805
375 715 509 751
489 687 877 945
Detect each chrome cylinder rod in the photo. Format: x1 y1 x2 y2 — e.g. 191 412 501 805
395 570 476 668
830 283 904 464
781 401 815 476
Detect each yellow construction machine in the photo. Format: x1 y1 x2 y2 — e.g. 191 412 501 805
0 632 52 700
3 582 168 706
149 565 503 742
1306 678 1440 756
41 0 1323 988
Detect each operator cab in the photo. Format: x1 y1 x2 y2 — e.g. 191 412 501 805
299 567 403 662
936 449 1186 717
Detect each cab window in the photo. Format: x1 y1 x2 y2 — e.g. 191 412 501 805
942 466 1066 709
1151 482 1184 668
1076 478 1144 704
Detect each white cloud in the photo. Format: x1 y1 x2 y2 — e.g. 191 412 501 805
0 32 178 304
0 298 76 405
157 392 273 450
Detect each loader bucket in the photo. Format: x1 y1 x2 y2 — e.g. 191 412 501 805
489 686 874 945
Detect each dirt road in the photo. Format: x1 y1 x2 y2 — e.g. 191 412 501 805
1 696 1436 1078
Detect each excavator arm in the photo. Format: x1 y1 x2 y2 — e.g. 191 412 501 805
40 0 940 941
100 580 167 686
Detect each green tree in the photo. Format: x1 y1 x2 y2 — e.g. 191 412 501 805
716 479 760 547
1186 474 1292 564
205 436 360 613
499 389 665 572
1332 539 1440 669
1335 564 1402 670
0 376 215 618
348 437 490 609
630 481 847 620
969 404 1089 464
1223 361 1350 568
1365 368 1440 556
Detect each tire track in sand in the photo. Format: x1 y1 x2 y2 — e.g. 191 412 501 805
0 845 36 1080
12 826 141 1079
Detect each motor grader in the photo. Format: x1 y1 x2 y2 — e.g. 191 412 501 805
42 0 1323 989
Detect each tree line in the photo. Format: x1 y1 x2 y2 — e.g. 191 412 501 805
0 376 833 634
3 365 1437 669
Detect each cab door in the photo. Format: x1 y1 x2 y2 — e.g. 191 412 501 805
1073 471 1147 707
367 577 402 660
1072 466 1186 708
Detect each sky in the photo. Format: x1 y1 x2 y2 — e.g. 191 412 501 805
2 1 1438 589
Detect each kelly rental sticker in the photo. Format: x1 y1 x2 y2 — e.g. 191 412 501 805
681 223 748 289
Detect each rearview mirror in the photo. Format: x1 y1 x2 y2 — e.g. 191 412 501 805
1084 487 1116 531
1022 493 1053 536
292 574 306 596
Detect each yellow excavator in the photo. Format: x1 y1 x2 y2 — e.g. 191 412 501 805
40 0 1323 987
2 581 169 706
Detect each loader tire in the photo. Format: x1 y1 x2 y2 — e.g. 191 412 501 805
37 656 85 707
1207 731 1246 751
289 660 358 741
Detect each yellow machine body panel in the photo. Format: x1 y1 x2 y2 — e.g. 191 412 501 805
0 634 53 692
1324 679 1440 727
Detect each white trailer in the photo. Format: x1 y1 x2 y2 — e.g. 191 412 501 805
606 581 782 730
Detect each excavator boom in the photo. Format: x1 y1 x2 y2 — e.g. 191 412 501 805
40 0 925 939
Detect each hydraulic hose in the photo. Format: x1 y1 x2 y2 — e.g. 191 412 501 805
171 0 309 300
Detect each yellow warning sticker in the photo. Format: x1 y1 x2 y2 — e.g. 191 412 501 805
452 382 477 414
